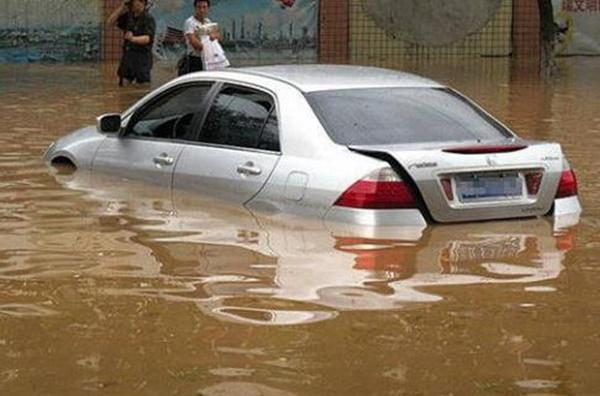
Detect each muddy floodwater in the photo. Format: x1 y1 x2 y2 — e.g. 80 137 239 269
1 59 600 395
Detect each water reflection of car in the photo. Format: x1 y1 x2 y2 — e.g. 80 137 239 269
52 171 578 326
43 65 581 228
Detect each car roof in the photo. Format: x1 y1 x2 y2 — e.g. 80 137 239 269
232 64 445 93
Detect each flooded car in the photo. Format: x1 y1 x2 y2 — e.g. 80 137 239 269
43 65 582 227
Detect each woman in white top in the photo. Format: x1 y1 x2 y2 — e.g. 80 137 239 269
179 0 221 75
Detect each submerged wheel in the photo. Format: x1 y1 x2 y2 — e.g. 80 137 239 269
50 157 77 173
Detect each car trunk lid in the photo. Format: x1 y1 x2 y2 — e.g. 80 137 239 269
350 140 564 223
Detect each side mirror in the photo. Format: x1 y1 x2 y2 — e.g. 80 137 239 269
96 113 122 134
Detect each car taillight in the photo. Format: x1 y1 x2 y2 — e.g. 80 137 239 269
555 169 578 198
334 168 417 209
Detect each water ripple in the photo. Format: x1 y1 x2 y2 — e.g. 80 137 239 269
0 303 57 317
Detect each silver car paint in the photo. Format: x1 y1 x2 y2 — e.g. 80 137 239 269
150 70 394 218
44 126 105 171
553 196 582 229
173 144 281 204
43 65 582 227
324 207 428 227
93 136 186 188
242 64 445 92
352 141 564 223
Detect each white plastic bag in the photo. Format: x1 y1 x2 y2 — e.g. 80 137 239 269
201 36 230 71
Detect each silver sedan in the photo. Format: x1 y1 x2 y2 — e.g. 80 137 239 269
43 65 582 227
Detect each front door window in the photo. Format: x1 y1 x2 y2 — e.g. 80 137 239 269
128 83 213 141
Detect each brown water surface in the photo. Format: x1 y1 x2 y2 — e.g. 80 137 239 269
0 60 599 395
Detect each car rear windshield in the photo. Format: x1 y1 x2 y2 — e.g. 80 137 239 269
306 87 512 146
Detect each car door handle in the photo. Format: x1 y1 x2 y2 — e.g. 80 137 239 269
237 162 262 176
153 153 175 166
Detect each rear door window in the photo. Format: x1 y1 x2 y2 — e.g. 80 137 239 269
307 87 512 146
198 85 279 151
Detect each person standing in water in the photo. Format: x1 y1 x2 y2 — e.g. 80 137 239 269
179 0 221 75
107 0 156 85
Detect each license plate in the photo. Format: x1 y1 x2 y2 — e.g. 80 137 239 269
456 172 522 202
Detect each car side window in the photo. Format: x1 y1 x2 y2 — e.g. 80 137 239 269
127 84 212 141
258 111 280 151
199 85 279 151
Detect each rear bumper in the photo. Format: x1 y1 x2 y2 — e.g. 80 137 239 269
323 196 580 230
324 207 428 227
552 196 582 229
553 196 582 216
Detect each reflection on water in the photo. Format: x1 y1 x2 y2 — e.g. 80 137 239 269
0 60 599 394
27 170 574 327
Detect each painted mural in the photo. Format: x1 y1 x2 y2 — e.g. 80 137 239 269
0 0 316 64
0 0 101 63
553 0 600 54
150 0 318 65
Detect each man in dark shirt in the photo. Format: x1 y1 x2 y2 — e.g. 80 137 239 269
107 0 155 85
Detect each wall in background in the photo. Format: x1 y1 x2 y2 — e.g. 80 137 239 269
0 0 555 65
0 0 101 63
348 0 513 66
553 0 600 55
154 0 318 66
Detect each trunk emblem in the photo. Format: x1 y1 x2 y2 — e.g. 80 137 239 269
408 161 437 169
